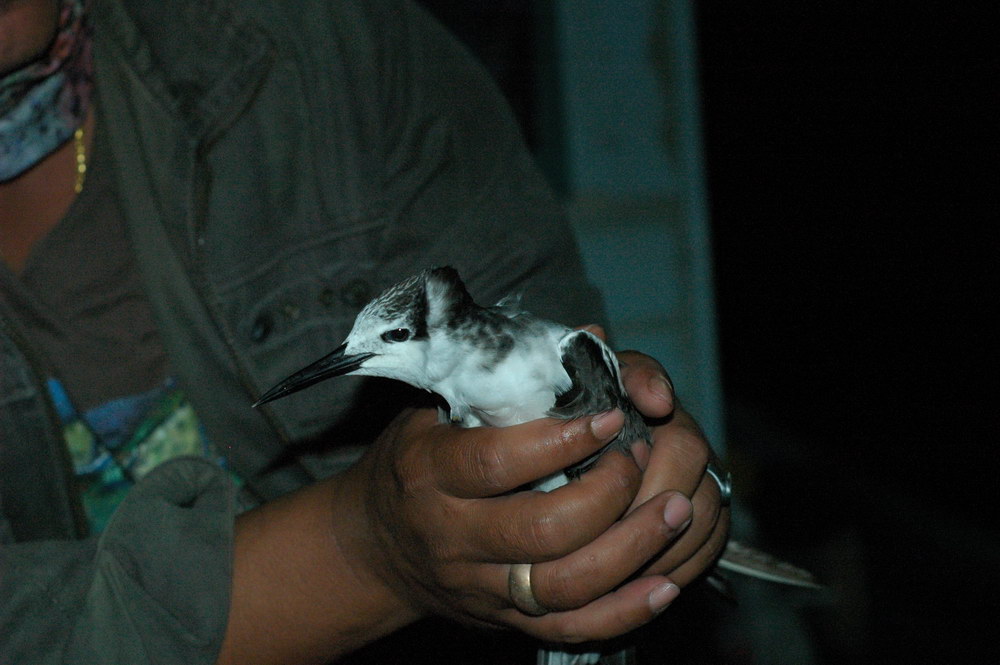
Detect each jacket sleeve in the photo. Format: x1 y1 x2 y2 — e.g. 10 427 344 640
371 0 607 328
0 458 235 665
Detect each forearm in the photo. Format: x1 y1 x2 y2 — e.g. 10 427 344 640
216 474 421 665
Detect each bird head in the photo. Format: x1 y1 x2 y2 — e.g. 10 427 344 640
254 266 474 406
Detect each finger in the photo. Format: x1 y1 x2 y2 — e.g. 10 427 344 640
630 407 709 510
640 471 727 583
464 448 643 561
431 409 626 499
529 491 691 610
575 324 607 341
617 350 674 418
506 575 680 644
668 503 730 587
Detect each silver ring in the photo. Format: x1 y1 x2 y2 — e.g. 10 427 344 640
706 455 732 507
508 563 548 616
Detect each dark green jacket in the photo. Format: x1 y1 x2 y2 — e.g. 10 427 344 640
0 0 602 662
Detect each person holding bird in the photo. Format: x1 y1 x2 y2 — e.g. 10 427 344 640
0 1 729 663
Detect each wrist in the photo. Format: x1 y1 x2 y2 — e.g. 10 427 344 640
217 472 420 665
329 463 427 629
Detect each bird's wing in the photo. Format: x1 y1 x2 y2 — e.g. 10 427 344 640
550 330 622 413
548 330 651 478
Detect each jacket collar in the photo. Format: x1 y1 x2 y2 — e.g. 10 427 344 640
92 0 272 142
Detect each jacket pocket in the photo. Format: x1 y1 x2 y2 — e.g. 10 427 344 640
211 223 391 438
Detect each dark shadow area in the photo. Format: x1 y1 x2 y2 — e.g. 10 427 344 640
697 1 997 662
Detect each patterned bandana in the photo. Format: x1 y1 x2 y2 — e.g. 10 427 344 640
0 0 93 182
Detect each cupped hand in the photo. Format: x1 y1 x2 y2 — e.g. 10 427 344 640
615 348 731 585
332 406 689 644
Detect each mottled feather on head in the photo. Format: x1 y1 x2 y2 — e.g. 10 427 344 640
358 270 430 339
422 266 476 330
356 266 476 340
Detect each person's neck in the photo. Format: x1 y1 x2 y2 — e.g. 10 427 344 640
0 107 95 274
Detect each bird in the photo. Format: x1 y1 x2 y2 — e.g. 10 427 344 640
254 266 819 664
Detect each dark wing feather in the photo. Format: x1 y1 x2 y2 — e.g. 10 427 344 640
548 331 651 478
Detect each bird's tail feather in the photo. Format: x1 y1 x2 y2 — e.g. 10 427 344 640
718 540 823 588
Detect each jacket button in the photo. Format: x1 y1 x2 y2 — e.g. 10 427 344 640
250 312 273 343
341 279 371 309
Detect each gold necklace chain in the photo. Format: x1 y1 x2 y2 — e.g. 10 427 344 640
73 126 87 194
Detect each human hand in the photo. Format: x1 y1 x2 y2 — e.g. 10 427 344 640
332 406 691 644
615 348 731 585
219 339 727 665
573 323 729 586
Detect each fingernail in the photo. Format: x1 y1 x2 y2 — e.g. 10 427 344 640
648 375 673 405
648 582 680 614
590 409 624 441
630 439 650 471
663 494 692 531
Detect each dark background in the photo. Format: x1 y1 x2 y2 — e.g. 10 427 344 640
403 2 997 663
695 3 995 663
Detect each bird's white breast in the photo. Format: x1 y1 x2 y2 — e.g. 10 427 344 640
434 323 571 428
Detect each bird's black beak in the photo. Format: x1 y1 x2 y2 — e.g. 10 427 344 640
253 343 375 407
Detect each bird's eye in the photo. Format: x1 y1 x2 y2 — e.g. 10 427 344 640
381 328 411 343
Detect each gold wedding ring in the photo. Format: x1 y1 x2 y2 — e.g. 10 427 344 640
507 563 548 616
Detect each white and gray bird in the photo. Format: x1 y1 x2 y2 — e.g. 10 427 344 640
255 266 819 665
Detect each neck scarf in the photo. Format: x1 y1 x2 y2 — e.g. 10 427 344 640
0 0 93 182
